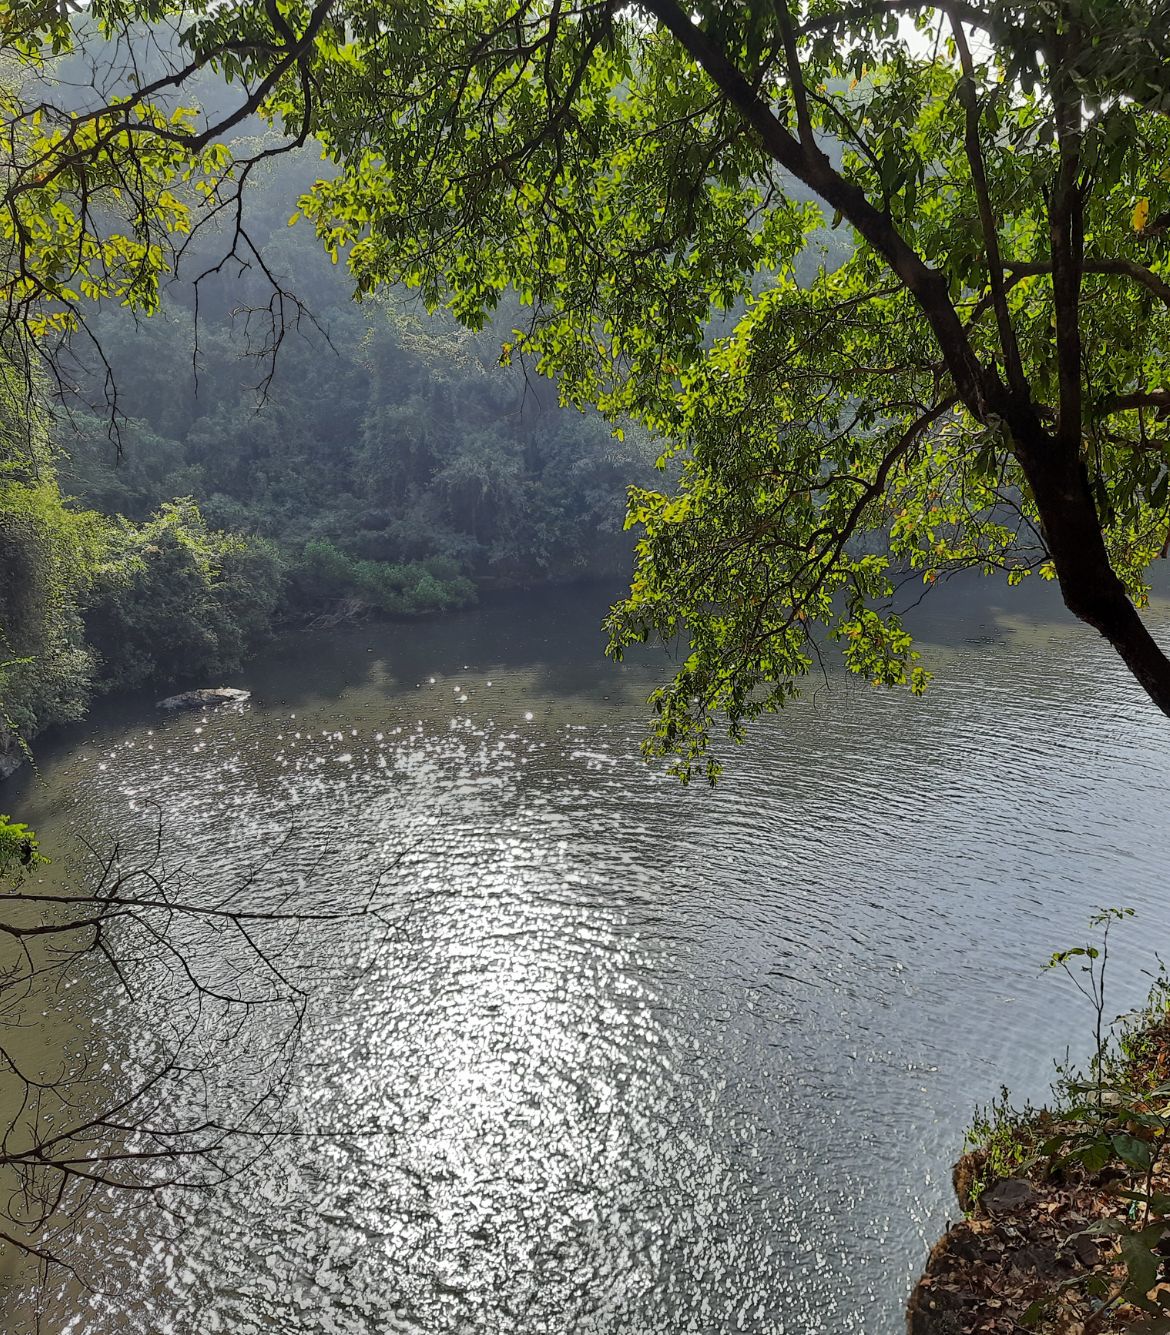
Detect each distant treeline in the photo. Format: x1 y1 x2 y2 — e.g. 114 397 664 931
0 24 848 763
0 143 661 765
59 141 660 603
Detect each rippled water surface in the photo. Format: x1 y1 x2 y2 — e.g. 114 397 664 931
6 580 1170 1334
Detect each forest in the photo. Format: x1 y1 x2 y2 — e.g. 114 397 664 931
0 75 669 762
60 140 664 592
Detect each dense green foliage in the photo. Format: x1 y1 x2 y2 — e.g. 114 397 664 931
85 500 287 692
0 341 293 752
0 815 40 871
0 32 663 759
0 373 101 756
0 419 293 751
4 1 1170 777
0 473 101 744
59 170 658 590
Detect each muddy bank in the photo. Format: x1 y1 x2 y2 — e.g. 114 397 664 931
909 1015 1170 1335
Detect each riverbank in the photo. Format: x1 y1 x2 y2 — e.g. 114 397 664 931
909 991 1170 1334
0 575 630 784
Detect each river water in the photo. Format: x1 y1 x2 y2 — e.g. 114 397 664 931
5 578 1170 1335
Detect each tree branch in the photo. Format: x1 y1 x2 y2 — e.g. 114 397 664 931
948 9 1025 392
1097 389 1170 416
772 0 815 150
1048 37 1085 449
639 0 993 419
1004 258 1170 308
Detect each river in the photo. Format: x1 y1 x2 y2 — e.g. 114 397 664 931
4 577 1170 1335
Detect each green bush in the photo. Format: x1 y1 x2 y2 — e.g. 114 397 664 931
288 540 476 617
85 499 286 690
0 479 109 742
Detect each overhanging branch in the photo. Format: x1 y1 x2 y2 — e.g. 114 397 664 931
1097 389 1170 415
638 0 993 419
1004 258 1170 308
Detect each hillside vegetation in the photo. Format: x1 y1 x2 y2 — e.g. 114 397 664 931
0 126 662 766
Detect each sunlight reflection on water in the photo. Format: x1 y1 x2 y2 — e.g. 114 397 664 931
7 580 1170 1334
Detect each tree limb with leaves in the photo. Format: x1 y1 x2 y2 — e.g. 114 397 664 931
8 0 1170 776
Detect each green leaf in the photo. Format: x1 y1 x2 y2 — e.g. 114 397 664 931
1121 1232 1161 1298
1113 1133 1155 1174
1080 1139 1113 1173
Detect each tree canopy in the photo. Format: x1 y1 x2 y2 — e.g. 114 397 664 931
7 0 1170 776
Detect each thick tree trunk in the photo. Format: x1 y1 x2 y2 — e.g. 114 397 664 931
643 0 1170 719
1018 440 1170 716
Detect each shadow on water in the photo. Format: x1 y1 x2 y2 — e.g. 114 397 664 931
15 566 1167 794
247 580 651 708
4 581 643 807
